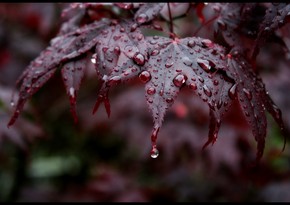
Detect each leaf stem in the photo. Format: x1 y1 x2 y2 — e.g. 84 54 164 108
193 15 219 36
167 3 175 39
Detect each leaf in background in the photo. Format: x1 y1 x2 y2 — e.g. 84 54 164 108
227 50 286 162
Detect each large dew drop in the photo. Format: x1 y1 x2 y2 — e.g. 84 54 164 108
139 71 151 83
173 74 187 87
133 53 145 66
151 146 159 159
197 58 214 73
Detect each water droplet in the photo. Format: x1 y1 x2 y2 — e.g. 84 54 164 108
102 47 109 53
10 101 15 107
113 35 121 41
217 20 227 30
151 49 160 56
133 53 145 66
137 13 148 24
147 87 156 95
153 36 159 40
151 146 159 158
217 99 223 109
173 74 187 87
149 40 157 45
242 88 252 100
114 46 120 55
213 80 219 86
182 57 192 66
139 71 151 83
91 53 97 64
228 84 237 99
107 76 121 86
166 97 174 104
197 59 215 72
153 24 162 30
130 23 138 32
198 76 204 83
189 82 197 90
203 85 212 97
69 87 75 97
137 34 144 41
187 40 195 48
165 60 174 68
124 45 133 54
201 39 214 48
119 27 125 32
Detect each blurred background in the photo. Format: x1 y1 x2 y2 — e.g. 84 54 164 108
0 3 290 202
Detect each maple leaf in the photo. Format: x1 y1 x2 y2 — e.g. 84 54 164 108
6 2 288 163
142 36 234 157
91 19 148 117
251 3 290 59
227 50 286 162
210 3 246 47
134 3 165 24
7 18 113 127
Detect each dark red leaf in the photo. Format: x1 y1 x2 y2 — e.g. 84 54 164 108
91 20 148 117
143 36 234 155
61 57 87 123
8 18 111 127
227 50 286 161
251 3 290 59
134 3 165 24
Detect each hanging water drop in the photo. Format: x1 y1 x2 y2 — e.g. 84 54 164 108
69 87 75 98
173 74 187 87
151 146 159 159
139 71 151 83
91 53 97 64
10 101 15 107
228 84 237 99
133 53 145 66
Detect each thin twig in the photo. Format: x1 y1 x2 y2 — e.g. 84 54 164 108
193 15 219 36
167 3 174 38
